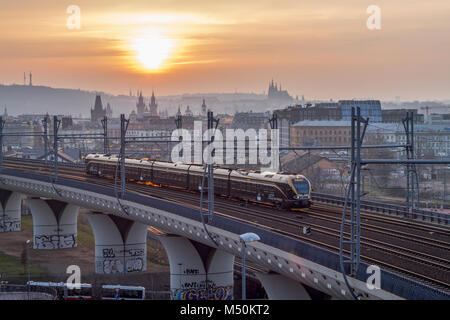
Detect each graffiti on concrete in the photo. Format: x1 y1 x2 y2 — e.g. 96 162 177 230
102 259 124 274
184 269 199 275
34 234 76 249
0 217 21 232
173 283 233 300
172 275 233 300
101 257 144 274
102 248 115 258
124 248 145 257
125 257 144 272
98 246 146 274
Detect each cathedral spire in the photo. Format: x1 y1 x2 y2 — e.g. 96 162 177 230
149 89 158 116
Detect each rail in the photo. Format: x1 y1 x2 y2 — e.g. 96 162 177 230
312 192 450 226
3 157 85 169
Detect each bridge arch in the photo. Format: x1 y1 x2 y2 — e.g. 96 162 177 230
0 190 24 233
86 212 148 274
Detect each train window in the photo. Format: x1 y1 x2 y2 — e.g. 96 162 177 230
293 179 310 194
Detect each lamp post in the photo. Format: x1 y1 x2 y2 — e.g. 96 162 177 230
239 232 260 300
26 239 31 299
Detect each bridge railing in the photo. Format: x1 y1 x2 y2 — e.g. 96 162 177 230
312 192 450 226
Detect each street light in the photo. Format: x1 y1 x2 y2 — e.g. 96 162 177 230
239 232 260 300
26 240 31 299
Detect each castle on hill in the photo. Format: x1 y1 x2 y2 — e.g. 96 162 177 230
267 79 293 102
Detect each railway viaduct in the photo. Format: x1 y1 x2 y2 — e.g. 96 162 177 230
0 164 448 300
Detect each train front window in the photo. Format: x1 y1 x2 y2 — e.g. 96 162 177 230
293 178 309 194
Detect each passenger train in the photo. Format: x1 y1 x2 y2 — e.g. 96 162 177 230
85 154 312 209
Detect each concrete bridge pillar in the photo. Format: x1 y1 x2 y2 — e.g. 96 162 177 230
0 190 24 232
256 272 311 300
25 198 79 249
86 212 148 274
158 234 235 300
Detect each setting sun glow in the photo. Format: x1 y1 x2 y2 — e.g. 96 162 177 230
131 32 173 71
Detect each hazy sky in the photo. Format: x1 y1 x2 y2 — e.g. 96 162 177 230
1 0 449 100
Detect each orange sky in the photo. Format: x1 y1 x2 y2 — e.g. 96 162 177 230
1 0 449 100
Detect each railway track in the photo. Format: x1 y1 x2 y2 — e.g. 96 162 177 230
2 160 449 291
306 207 449 248
310 203 449 238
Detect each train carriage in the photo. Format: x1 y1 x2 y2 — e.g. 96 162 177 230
85 154 311 209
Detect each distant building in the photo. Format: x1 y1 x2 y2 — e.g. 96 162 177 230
62 116 73 129
129 110 137 121
340 100 382 122
201 99 207 117
267 80 293 102
3 120 34 148
281 151 343 176
290 120 352 146
149 91 158 117
91 95 106 123
427 113 450 126
136 91 147 117
291 120 450 158
385 124 450 158
106 103 113 118
381 109 423 124
230 111 269 130
184 105 193 117
159 109 169 119
412 125 450 158
275 103 342 124
279 118 290 154
135 90 158 119
275 100 382 124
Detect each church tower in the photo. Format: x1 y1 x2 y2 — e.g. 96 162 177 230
149 90 158 117
201 99 207 117
106 103 113 118
136 91 147 116
91 95 106 122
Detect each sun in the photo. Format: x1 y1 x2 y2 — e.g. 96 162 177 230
131 32 173 71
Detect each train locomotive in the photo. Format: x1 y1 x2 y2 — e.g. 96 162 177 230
85 154 312 209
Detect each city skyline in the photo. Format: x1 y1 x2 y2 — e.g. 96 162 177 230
1 1 449 101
